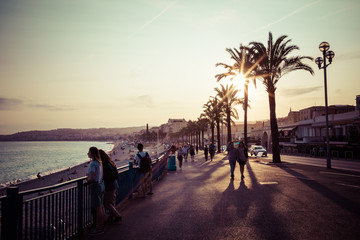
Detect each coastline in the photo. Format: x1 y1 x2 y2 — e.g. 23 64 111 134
0 142 164 196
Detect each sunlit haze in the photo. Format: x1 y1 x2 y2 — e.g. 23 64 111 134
1 0 359 134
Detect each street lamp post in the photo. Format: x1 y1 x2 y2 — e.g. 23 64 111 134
315 42 335 169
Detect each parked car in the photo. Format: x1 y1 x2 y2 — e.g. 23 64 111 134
250 145 267 157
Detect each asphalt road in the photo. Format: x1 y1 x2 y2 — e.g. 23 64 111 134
266 154 360 172
83 153 360 240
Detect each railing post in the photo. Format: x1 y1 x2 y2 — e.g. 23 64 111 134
2 187 21 240
129 162 133 199
77 180 84 237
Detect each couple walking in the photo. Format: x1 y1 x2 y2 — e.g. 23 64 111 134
86 147 122 235
227 141 248 180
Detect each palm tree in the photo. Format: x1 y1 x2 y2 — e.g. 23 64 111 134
186 120 198 145
197 117 209 148
215 84 243 143
202 98 217 144
250 32 314 163
210 96 224 153
215 45 261 147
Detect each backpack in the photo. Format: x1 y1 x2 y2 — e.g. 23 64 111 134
104 162 119 182
137 152 151 173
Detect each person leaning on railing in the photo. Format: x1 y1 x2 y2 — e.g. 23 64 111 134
86 146 105 235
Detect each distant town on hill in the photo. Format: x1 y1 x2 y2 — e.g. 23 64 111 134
0 127 146 141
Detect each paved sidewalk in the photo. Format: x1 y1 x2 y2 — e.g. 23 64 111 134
83 152 360 240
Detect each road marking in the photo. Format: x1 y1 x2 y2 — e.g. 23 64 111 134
320 171 360 178
336 183 360 189
259 182 278 185
276 173 312 180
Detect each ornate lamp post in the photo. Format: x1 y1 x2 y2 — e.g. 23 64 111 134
315 42 335 169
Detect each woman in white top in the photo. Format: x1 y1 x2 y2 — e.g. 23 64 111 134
87 146 105 235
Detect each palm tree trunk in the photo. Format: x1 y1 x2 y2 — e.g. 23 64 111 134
201 130 204 148
227 108 231 143
216 119 221 153
198 131 201 148
244 81 248 147
268 90 281 163
211 125 215 144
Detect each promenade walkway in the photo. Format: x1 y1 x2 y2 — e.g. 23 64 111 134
84 152 360 240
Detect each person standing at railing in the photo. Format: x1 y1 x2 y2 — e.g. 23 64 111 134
99 150 122 223
87 147 105 235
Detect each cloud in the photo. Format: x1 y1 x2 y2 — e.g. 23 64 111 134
0 97 23 110
128 0 179 38
0 97 75 111
27 104 76 111
280 86 322 96
254 0 322 32
316 4 359 21
128 95 154 108
335 51 360 61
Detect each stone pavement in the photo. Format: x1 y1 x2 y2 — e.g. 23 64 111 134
83 152 360 240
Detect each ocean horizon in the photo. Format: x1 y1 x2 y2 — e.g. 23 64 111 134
0 141 114 186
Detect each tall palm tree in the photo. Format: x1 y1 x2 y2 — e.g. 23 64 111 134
250 32 314 163
197 117 209 148
202 98 217 144
186 120 198 145
215 84 243 143
216 45 261 147
211 96 224 153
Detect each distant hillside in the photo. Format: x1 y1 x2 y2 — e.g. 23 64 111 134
0 126 145 141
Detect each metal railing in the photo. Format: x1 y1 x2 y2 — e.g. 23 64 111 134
0 151 168 240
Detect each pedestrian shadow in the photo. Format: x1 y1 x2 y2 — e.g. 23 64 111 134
212 179 251 227
275 164 360 216
238 161 292 240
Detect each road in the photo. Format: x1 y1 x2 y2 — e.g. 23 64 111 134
255 154 360 172
84 152 360 240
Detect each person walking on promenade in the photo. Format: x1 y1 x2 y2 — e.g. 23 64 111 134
177 146 184 169
196 145 199 154
204 145 209 161
99 150 122 223
87 147 105 235
209 142 216 161
183 144 189 162
189 145 195 162
237 141 248 180
227 142 240 180
134 143 153 197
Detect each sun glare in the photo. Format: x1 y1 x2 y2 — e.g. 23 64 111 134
219 73 246 92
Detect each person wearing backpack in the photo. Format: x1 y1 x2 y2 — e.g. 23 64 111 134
99 150 122 223
134 143 153 197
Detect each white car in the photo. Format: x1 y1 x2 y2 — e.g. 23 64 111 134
250 145 267 157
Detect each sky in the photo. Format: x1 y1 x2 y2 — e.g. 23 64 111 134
0 0 359 134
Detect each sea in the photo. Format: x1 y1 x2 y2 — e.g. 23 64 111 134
0 141 114 186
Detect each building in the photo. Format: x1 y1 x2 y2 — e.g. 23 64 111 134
299 105 355 121
247 95 360 159
160 118 188 135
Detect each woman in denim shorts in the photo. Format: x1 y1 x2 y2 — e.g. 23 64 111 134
87 147 105 235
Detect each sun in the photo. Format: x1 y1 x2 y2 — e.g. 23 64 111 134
219 73 246 92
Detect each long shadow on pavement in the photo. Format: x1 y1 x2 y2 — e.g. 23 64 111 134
275 163 360 216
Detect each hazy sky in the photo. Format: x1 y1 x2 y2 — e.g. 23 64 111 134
1 0 359 134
